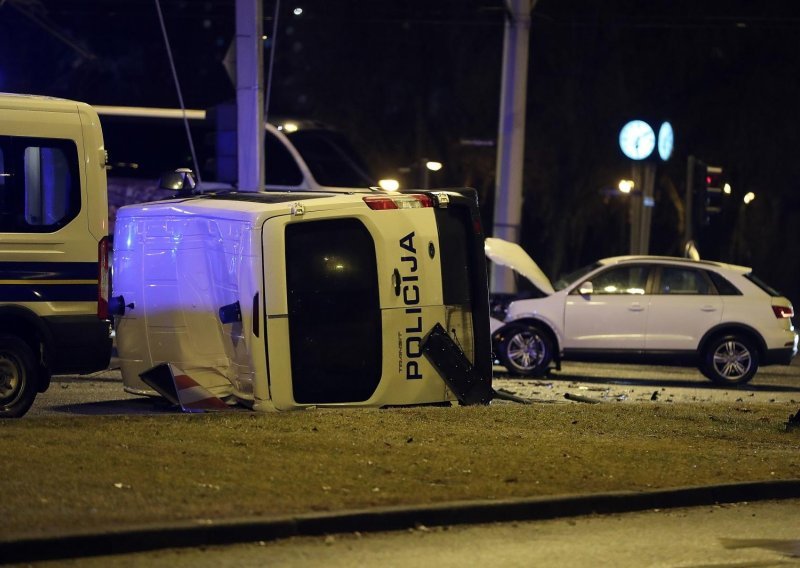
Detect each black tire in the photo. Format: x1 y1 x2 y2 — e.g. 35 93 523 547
496 324 553 377
700 334 759 385
0 335 39 418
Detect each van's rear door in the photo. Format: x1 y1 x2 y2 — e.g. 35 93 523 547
261 191 490 409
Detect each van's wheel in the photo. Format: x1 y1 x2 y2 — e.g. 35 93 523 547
0 336 39 418
496 324 553 377
700 334 759 385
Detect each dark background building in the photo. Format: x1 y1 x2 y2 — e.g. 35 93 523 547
2 0 799 308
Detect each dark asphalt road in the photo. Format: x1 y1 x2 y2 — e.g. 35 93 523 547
26 357 800 417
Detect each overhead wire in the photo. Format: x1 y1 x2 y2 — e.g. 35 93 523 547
264 0 281 124
154 0 201 183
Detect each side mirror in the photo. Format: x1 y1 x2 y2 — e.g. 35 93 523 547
159 168 197 196
578 281 593 296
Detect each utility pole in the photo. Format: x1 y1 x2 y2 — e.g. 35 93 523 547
684 154 696 247
629 161 656 255
235 0 264 192
490 0 537 293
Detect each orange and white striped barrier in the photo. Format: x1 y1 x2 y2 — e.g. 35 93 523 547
140 363 233 412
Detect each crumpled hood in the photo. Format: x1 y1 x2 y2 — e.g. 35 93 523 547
484 237 555 295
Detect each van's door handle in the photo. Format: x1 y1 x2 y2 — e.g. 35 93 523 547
109 295 134 316
701 305 717 312
393 268 401 296
628 303 645 312
252 293 260 337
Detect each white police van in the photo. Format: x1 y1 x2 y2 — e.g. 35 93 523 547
0 94 113 417
111 174 493 410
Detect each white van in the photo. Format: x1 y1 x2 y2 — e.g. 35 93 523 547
95 108 389 220
0 94 113 417
111 179 493 410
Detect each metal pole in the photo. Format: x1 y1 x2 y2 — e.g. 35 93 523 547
629 162 642 254
639 162 656 255
236 0 264 192
684 155 695 245
490 0 536 293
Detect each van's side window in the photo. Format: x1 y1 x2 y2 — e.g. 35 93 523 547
0 136 80 233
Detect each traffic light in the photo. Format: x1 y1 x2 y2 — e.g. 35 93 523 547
692 161 724 227
704 165 724 215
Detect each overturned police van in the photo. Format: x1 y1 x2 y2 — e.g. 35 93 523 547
110 175 493 411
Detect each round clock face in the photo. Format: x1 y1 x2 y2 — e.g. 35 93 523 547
619 120 655 160
658 121 674 161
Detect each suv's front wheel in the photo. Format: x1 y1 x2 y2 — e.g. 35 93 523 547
496 324 553 377
700 334 759 385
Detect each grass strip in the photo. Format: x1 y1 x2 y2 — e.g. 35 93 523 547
2 401 798 539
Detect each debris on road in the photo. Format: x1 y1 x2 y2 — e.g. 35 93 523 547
493 389 534 404
564 392 604 404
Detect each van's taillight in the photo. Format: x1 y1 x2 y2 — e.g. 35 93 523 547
98 236 110 319
363 194 433 210
772 305 794 318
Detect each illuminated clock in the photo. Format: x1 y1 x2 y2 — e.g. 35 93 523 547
619 120 655 160
657 121 674 161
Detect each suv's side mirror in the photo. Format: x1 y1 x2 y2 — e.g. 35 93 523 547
159 168 197 197
578 281 593 296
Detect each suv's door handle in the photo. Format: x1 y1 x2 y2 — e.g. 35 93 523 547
701 305 717 312
628 303 645 312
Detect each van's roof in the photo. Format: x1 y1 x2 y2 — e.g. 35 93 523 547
116 190 373 223
0 93 86 113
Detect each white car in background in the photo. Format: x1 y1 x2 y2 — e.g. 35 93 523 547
486 238 798 385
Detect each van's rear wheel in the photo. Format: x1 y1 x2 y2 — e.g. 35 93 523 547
496 324 553 377
0 336 39 418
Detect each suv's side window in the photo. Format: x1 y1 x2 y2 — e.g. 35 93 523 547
0 136 80 233
658 267 712 295
708 271 743 295
587 266 649 295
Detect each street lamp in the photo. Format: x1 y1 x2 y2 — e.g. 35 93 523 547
743 191 755 205
422 159 443 189
378 178 400 191
277 121 298 133
618 179 635 194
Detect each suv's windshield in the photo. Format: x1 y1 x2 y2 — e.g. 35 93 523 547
554 262 601 291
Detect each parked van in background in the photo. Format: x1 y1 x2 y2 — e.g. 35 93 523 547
0 94 113 418
95 105 392 233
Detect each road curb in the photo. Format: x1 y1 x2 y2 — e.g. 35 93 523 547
2 479 800 564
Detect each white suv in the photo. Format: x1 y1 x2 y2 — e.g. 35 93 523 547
487 238 798 385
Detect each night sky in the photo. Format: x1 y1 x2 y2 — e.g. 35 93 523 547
2 0 800 306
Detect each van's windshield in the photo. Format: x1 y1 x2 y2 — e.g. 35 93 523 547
99 114 376 189
286 129 375 188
